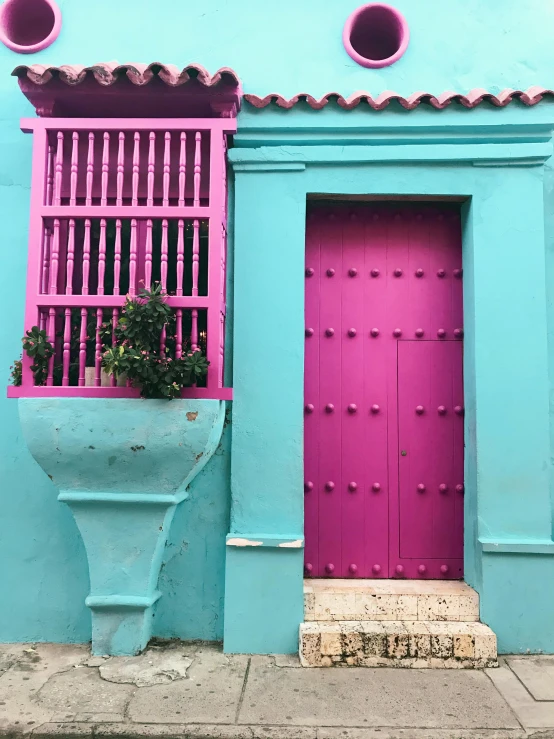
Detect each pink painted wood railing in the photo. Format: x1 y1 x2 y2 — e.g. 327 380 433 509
11 118 236 399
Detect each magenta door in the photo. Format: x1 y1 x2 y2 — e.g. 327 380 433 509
304 203 464 579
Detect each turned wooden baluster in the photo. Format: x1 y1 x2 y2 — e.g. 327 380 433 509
193 132 201 207
114 219 122 295
86 133 94 206
82 219 91 295
70 132 79 206
95 308 103 386
178 132 186 207
62 308 71 386
192 220 200 297
46 307 56 385
176 219 184 296
175 309 183 359
78 308 87 386
132 132 140 207
145 219 153 289
49 219 60 295
129 218 137 297
66 218 75 295
98 219 107 295
46 144 54 206
41 227 51 295
101 133 110 207
54 132 64 206
147 132 155 207
117 132 125 206
163 132 170 207
161 219 168 291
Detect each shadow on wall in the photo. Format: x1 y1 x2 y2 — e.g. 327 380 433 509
154 419 232 642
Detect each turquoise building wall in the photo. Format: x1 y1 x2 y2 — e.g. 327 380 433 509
1 0 554 651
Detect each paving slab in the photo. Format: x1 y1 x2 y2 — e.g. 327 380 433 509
487 660 554 730
238 660 519 729
127 646 248 724
507 656 554 701
36 664 134 722
0 644 90 732
36 725 528 739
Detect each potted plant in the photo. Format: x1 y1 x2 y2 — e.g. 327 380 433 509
10 326 55 387
101 283 209 399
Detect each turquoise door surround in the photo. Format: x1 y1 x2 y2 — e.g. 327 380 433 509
225 103 554 654
18 398 226 655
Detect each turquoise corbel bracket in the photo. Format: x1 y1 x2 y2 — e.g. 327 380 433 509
18 398 226 655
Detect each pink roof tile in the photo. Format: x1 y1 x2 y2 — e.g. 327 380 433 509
12 61 241 89
12 62 242 118
244 87 554 110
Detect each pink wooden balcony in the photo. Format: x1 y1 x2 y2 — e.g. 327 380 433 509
9 118 235 400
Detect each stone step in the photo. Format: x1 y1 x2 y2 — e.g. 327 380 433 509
304 579 479 622
299 620 498 669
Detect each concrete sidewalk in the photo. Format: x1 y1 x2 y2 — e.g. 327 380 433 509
1 642 554 739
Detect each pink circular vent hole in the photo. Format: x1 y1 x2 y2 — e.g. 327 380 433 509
343 3 409 68
0 0 61 53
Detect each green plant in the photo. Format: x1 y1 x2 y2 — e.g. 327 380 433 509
10 358 22 386
21 326 55 386
102 283 209 399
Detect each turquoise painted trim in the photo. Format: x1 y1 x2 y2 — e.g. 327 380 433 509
228 142 552 166
481 554 554 653
86 592 162 608
227 114 553 654
460 200 480 591
237 105 554 138
233 163 307 172
480 539 554 554
226 164 306 653
226 534 304 548
18 398 226 655
59 491 187 505
224 547 304 654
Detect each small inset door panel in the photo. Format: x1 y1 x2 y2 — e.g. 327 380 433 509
397 340 464 577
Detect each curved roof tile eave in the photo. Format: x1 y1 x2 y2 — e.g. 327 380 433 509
243 87 554 110
12 61 242 89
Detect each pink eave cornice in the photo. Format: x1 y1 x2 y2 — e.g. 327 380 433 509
12 62 242 118
244 87 554 111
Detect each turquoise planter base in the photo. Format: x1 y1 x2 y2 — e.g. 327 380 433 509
18 398 225 655
67 499 176 656
88 600 159 656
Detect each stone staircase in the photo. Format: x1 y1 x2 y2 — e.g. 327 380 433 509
300 579 498 669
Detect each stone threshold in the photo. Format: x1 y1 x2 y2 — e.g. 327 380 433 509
300 620 498 668
304 579 480 622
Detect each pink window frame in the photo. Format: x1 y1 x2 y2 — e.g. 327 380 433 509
8 117 236 400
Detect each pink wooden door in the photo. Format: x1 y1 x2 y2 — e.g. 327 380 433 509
304 203 463 579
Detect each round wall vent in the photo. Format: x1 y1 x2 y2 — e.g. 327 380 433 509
0 0 61 53
343 3 409 68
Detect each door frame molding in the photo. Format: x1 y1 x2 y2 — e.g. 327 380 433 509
224 108 554 653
